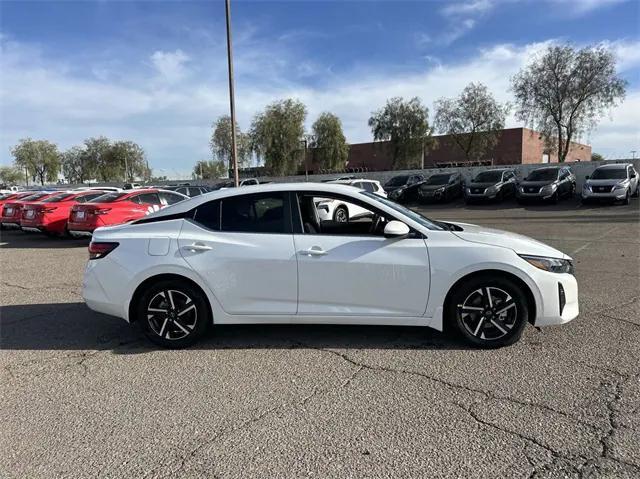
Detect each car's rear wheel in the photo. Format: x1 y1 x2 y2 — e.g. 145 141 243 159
447 275 529 348
333 205 349 223
136 279 210 348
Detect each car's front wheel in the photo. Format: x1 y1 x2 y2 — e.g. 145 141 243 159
447 275 529 348
136 279 210 348
333 205 349 223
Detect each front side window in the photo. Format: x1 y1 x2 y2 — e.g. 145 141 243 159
221 193 285 233
298 193 388 236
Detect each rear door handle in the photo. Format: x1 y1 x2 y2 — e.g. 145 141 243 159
301 246 328 256
184 243 212 252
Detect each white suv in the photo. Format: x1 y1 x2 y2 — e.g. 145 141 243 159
317 179 387 222
582 163 639 205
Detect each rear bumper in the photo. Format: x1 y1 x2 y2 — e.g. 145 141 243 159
82 263 127 319
69 230 93 238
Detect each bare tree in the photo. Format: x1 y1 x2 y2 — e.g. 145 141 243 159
511 44 626 162
434 83 509 162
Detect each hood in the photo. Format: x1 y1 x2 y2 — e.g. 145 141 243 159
468 181 498 189
519 180 555 187
586 179 627 186
446 221 570 260
384 185 404 193
419 184 448 191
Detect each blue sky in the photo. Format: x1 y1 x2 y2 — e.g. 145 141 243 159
1 0 638 175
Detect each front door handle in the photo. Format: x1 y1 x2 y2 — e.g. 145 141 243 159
184 243 212 252
301 246 328 256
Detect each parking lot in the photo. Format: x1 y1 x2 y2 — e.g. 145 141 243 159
1 197 639 478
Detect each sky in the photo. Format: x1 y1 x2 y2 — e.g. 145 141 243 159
1 0 639 175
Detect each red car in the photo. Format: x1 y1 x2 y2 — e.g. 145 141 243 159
0 192 32 212
67 188 187 237
20 190 109 236
0 191 57 229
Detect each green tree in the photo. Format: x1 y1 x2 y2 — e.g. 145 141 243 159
110 140 148 182
368 97 434 169
310 112 349 171
434 83 509 162
11 138 61 185
84 137 114 182
194 160 226 180
61 146 95 184
511 44 626 163
0 166 23 185
210 115 252 169
591 152 605 162
250 98 307 176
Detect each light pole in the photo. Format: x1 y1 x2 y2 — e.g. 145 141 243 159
631 150 637 160
225 0 240 187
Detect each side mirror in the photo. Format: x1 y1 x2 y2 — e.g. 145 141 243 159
384 220 410 239
630 173 636 179
585 175 590 180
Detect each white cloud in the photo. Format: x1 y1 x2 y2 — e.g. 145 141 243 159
0 36 637 170
441 0 497 17
546 0 626 15
150 49 190 82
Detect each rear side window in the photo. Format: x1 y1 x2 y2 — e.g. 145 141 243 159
160 192 184 205
176 187 188 195
189 187 202 197
42 193 74 203
361 182 376 193
193 200 220 230
76 193 105 203
221 193 285 233
133 193 161 205
89 192 127 203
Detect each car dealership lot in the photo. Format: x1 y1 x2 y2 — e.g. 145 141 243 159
1 198 639 478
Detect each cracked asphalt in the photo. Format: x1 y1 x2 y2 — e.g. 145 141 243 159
1 197 639 478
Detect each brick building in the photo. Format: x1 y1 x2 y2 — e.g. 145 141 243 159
304 127 591 174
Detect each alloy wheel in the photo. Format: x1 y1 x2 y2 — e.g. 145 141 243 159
457 287 517 341
147 289 198 340
334 207 348 222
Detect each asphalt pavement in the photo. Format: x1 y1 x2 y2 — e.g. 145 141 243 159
1 197 639 478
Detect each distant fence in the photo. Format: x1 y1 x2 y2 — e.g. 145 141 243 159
50 159 640 191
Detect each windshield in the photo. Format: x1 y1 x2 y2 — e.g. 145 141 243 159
385 176 409 187
473 171 502 183
526 169 558 181
425 174 452 185
42 193 74 203
89 192 127 203
591 168 627 180
360 191 444 231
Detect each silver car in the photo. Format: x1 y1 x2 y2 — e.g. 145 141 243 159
582 163 639 205
465 168 517 203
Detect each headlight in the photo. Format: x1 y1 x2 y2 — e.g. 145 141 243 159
436 187 446 193
582 183 590 191
613 182 628 190
519 254 574 274
486 185 498 195
540 184 557 194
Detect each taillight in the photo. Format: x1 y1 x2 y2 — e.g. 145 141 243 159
88 241 119 260
93 208 111 215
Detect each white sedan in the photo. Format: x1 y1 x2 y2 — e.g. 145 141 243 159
83 183 578 349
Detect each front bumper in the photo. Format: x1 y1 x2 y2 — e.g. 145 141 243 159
517 189 556 200
582 187 627 201
530 269 579 327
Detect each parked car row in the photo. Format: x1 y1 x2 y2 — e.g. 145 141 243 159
384 163 639 206
1 188 189 237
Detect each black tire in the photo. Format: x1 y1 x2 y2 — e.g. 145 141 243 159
333 205 349 223
496 189 504 202
632 185 639 198
446 275 529 349
568 183 576 199
550 191 559 204
623 190 630 205
136 279 210 348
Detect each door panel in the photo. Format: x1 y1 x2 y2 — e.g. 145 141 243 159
294 234 430 316
178 221 298 314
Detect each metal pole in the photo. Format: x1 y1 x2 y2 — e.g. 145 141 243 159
632 150 637 160
225 0 239 187
303 138 308 181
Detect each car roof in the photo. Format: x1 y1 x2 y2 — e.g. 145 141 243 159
143 183 379 220
596 163 630 169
